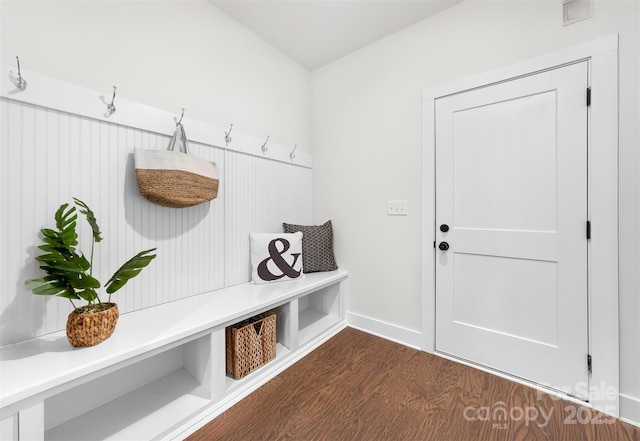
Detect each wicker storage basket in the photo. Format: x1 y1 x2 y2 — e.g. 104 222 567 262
226 312 276 379
66 302 119 347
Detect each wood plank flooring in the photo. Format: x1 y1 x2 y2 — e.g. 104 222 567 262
187 327 639 441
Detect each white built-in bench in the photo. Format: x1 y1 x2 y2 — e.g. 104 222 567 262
0 270 348 441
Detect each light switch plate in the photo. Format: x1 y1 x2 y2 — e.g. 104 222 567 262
387 200 408 216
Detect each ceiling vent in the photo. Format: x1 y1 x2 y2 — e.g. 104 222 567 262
563 0 593 26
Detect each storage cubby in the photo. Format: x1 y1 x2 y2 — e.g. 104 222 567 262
1 270 347 441
224 305 292 392
44 334 212 441
298 282 342 345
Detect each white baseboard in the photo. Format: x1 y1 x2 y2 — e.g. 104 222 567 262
620 393 640 427
346 311 422 350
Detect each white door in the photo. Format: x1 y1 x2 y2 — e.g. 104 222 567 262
435 61 589 399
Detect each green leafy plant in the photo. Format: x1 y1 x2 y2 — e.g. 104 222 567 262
26 198 157 313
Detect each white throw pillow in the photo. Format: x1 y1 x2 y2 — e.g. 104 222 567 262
250 232 304 284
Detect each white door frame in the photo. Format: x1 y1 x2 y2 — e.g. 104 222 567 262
421 34 619 415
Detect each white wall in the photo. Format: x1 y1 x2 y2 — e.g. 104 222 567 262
311 0 639 418
0 0 310 151
0 80 313 345
0 0 313 345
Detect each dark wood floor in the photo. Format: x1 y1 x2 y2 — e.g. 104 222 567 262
187 327 639 441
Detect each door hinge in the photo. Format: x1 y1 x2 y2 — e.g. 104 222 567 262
587 354 593 374
586 221 591 239
587 88 592 107
433 241 436 249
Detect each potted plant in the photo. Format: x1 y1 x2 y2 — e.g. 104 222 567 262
25 198 157 347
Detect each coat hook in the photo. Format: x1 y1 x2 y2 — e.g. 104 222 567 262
225 123 233 146
14 56 27 91
106 86 117 116
261 136 270 154
176 108 185 126
289 144 297 161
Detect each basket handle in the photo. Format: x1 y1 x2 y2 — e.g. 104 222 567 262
166 123 190 154
253 321 264 336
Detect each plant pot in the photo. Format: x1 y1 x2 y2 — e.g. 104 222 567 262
66 303 119 347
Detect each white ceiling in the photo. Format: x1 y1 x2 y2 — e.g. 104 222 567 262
211 1 462 71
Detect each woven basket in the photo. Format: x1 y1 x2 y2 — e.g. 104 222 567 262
134 125 219 208
66 303 119 347
226 312 276 379
135 167 219 208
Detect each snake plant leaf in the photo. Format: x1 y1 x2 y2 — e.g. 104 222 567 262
73 198 103 243
105 248 157 294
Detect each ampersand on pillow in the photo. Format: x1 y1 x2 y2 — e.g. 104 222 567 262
257 238 301 281
250 232 304 284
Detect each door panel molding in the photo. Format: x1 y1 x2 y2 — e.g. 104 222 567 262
422 34 618 415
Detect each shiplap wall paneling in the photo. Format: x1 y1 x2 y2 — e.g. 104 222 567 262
0 98 226 345
123 137 226 311
225 151 312 286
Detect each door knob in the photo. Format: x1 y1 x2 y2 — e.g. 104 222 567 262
439 242 449 251
440 224 449 232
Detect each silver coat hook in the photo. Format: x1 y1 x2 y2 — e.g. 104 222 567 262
261 136 270 154
225 123 233 146
106 86 117 116
15 56 27 91
176 108 185 126
289 144 297 161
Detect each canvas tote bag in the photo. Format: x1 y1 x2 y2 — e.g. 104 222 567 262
134 123 219 208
